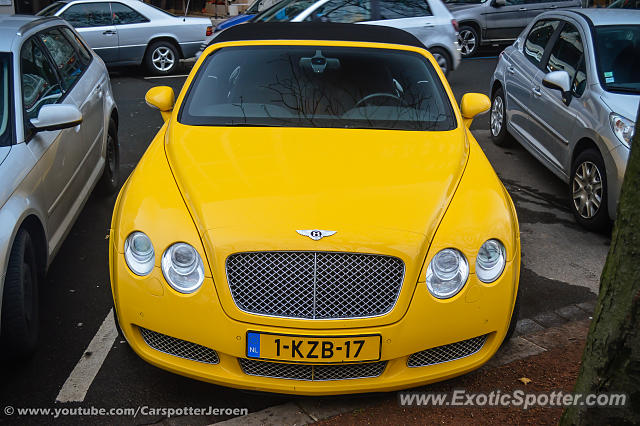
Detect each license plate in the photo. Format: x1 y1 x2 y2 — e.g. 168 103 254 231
246 331 381 363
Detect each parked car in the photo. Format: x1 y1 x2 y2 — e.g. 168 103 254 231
0 15 119 357
37 0 212 75
490 9 639 230
213 0 279 33
249 0 461 75
445 0 581 57
110 22 520 395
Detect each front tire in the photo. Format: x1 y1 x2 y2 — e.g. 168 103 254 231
97 119 119 195
570 149 610 231
502 293 520 346
458 25 479 57
430 47 452 76
490 86 513 147
0 229 39 359
144 41 179 76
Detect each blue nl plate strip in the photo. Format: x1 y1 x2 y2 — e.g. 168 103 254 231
247 332 261 358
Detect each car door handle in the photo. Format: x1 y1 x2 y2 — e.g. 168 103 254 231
532 86 542 97
519 7 527 11
102 30 116 35
94 84 103 97
507 66 515 75
549 4 558 8
424 23 434 27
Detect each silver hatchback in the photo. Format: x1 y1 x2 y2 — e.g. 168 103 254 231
490 9 639 230
0 16 119 357
38 0 212 75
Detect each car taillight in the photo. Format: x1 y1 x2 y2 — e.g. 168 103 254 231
206 26 213 36
451 19 459 32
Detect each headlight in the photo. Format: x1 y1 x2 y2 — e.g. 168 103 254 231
476 239 506 283
161 243 205 293
124 231 155 276
426 248 469 299
610 113 635 147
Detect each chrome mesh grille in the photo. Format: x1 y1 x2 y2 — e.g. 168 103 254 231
407 335 488 367
139 327 219 364
238 358 387 381
226 252 404 319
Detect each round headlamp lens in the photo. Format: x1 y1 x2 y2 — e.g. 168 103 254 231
162 243 205 293
476 239 506 283
426 248 469 299
124 231 155 276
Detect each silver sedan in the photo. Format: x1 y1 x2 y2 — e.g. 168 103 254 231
490 9 639 231
0 15 119 357
38 0 212 75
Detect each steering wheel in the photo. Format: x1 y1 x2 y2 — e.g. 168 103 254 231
355 92 407 108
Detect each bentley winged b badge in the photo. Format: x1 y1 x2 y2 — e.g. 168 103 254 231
296 230 337 241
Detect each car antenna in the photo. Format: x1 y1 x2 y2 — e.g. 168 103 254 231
184 0 190 21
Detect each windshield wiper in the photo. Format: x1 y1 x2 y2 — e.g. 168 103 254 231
606 85 640 94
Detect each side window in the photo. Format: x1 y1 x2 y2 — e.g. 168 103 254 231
61 2 112 28
306 0 372 23
38 28 87 91
21 38 63 121
524 19 560 67
379 0 432 20
546 23 586 97
111 2 149 25
59 26 93 66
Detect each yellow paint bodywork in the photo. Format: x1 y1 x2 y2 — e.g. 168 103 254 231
110 39 520 395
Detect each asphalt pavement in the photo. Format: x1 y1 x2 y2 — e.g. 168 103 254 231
0 51 606 425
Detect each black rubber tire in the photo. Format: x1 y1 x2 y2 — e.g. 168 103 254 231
0 229 39 359
144 41 180 76
490 86 514 147
98 119 119 195
570 149 610 232
429 47 452 76
502 293 520 347
458 25 479 57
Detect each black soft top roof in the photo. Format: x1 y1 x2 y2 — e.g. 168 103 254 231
211 22 426 49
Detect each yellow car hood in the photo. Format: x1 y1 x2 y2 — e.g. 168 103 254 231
165 123 468 326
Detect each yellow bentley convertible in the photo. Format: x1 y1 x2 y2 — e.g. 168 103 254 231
110 23 520 395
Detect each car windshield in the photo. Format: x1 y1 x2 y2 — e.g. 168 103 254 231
594 25 640 94
246 0 271 14
252 0 316 22
36 1 66 15
0 53 11 147
180 46 455 131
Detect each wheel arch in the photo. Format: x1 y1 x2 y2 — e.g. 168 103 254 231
458 20 481 39
146 36 183 59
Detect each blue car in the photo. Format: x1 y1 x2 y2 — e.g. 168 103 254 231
214 0 278 33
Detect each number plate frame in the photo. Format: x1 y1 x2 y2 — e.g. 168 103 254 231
246 331 382 364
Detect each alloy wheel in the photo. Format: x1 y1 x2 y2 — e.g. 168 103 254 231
490 95 504 137
151 46 175 72
572 161 603 219
432 52 448 75
458 30 476 56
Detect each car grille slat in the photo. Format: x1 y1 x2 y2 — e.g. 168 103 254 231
139 327 220 364
407 335 488 367
226 252 404 320
238 358 387 381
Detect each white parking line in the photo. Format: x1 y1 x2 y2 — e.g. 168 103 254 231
56 309 118 403
143 74 189 80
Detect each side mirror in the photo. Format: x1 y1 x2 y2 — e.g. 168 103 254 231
492 0 506 7
145 86 175 122
460 93 491 128
30 104 82 133
542 70 571 93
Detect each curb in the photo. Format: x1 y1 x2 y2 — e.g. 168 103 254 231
212 300 596 426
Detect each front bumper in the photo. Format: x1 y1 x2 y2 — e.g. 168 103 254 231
111 241 520 395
